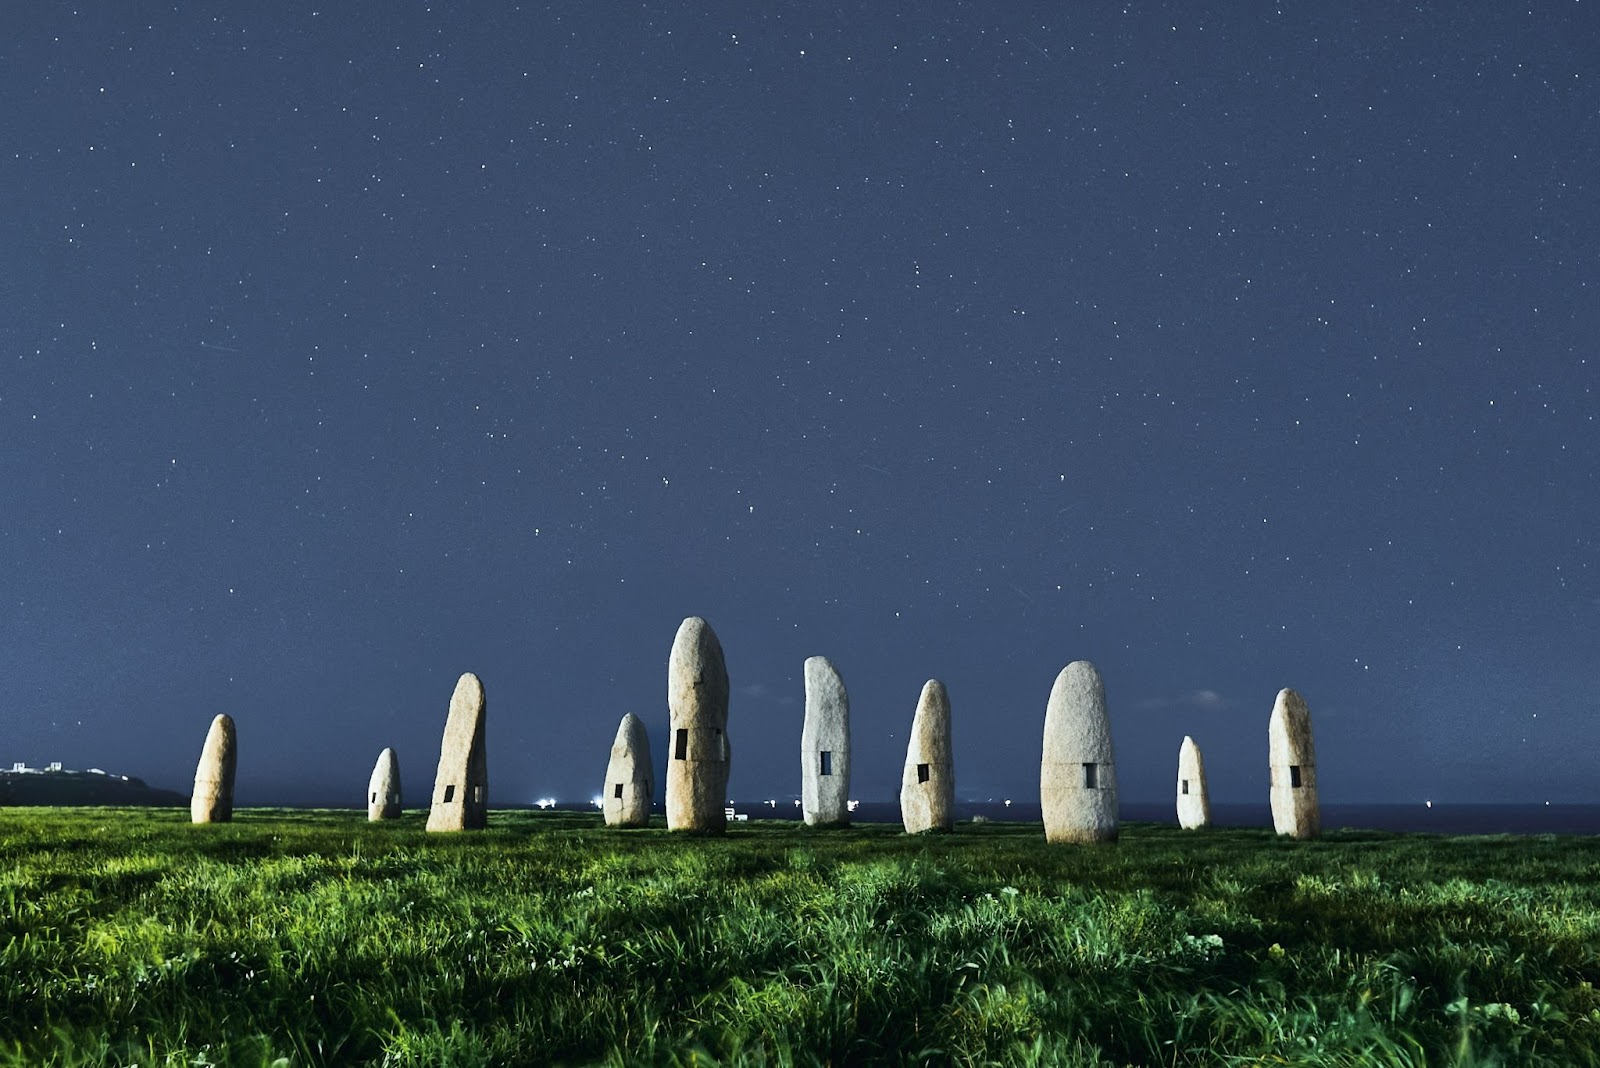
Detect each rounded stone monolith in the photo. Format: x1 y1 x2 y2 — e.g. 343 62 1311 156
1040 661 1118 844
603 713 654 828
1268 687 1319 839
665 616 730 833
190 713 237 824
1176 735 1210 830
801 655 850 827
368 747 401 821
426 672 488 832
899 679 954 834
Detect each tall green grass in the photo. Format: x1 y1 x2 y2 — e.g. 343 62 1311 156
2 808 1598 1065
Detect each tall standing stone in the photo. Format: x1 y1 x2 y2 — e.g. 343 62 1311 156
1175 735 1211 830
1040 661 1118 844
801 655 851 827
368 747 402 821
665 616 730 833
426 672 488 832
899 679 954 834
1268 687 1319 839
190 713 237 824
602 713 654 828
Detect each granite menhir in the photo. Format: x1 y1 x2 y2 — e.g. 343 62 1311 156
190 713 237 824
368 747 401 821
899 679 953 834
1175 735 1211 830
1040 661 1118 844
1268 687 1319 839
603 712 654 828
665 616 730 833
426 673 488 832
800 655 850 827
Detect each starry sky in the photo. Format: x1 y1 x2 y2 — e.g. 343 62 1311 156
4 3 1596 808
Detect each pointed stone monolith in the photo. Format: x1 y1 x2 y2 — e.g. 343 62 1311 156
603 713 654 827
1176 735 1210 830
426 673 488 832
1040 661 1118 844
368 747 401 821
900 679 953 834
190 713 237 824
665 617 730 833
1268 687 1319 839
801 655 850 827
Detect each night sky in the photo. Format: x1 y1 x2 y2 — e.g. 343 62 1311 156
5 4 1596 808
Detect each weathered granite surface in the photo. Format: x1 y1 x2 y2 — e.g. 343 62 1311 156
603 712 654 828
1268 687 1319 839
800 655 850 827
368 746 401 821
665 617 730 833
1040 661 1118 844
1176 735 1210 830
899 679 953 834
190 713 237 824
426 672 488 832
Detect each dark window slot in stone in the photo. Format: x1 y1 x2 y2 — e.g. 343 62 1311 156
917 762 930 784
820 751 832 776
1083 763 1098 789
675 729 688 760
443 784 455 803
1289 765 1302 788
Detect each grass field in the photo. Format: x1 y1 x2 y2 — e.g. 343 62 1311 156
2 808 1599 1066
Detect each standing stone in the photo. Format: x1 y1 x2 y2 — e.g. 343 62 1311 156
367 747 402 821
1040 661 1118 844
190 713 237 824
665 617 730 833
899 679 954 834
602 713 654 827
1175 735 1211 830
426 672 488 832
1268 687 1319 839
801 655 851 827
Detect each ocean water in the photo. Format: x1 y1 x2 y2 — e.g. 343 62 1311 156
727 799 1600 836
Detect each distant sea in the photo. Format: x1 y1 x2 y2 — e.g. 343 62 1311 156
724 800 1600 836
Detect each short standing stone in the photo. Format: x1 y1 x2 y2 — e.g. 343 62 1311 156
900 679 954 834
190 713 237 824
801 655 850 827
426 673 488 832
665 617 730 833
603 713 654 828
1040 661 1118 844
368 747 401 821
1268 687 1319 839
1176 735 1211 830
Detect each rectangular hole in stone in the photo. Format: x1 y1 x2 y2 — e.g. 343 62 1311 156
1083 763 1098 789
1181 779 1189 795
370 792 377 804
917 762 930 784
675 729 688 760
820 750 832 776
613 783 623 799
443 784 456 803
472 785 484 803
1289 765 1302 788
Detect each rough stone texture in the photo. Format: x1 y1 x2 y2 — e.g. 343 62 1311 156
426 673 488 832
1268 687 1319 839
800 655 851 827
1175 735 1211 830
603 713 654 828
190 713 237 824
367 747 401 821
1040 661 1119 844
899 679 954 834
665 617 730 833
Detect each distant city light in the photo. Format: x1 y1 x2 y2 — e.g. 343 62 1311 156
535 797 556 809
